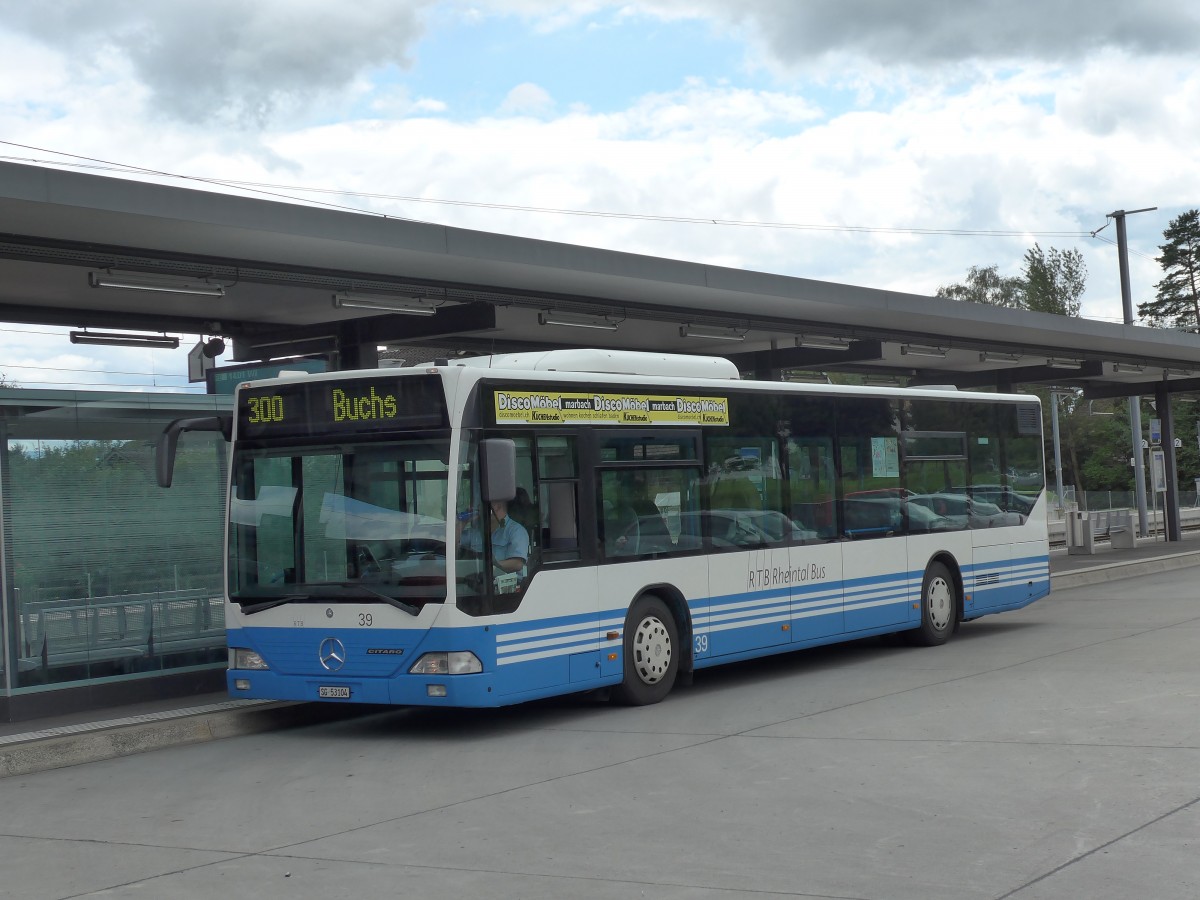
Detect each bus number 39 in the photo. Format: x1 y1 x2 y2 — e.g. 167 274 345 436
694 635 708 654
247 395 284 424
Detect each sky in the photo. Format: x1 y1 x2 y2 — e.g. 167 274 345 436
0 0 1197 392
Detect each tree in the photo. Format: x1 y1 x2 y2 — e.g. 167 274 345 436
1022 244 1086 316
1137 209 1200 329
937 245 1086 316
935 264 1025 308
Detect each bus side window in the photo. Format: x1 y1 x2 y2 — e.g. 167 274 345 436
836 398 902 540
509 438 539 573
786 437 837 541
783 396 838 542
599 466 697 559
701 409 801 547
537 436 580 561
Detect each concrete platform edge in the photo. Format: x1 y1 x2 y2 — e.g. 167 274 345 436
1050 548 1200 591
0 701 331 779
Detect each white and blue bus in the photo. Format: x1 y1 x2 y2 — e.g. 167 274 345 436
158 349 1050 707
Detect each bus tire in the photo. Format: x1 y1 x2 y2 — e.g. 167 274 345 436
614 595 678 705
907 561 956 647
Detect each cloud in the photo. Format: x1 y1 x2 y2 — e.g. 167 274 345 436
0 0 435 126
500 83 554 116
458 1 1200 68
706 0 1200 68
261 59 1193 326
0 0 1191 374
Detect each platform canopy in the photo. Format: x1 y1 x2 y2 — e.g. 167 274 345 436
2 160 1200 397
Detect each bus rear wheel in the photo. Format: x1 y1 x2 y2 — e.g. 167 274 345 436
907 561 956 646
614 595 678 705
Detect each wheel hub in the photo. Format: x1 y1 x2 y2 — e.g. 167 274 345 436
928 577 952 629
632 615 672 684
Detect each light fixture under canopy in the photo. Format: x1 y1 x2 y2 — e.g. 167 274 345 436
89 271 226 297
70 330 181 349
332 292 444 316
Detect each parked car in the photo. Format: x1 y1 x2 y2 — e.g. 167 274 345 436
843 495 955 536
910 493 1023 528
960 484 1036 518
678 509 818 547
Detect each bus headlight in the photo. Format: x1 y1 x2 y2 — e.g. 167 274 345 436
230 648 269 670
409 652 483 675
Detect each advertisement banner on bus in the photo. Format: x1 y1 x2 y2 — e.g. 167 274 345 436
492 390 730 426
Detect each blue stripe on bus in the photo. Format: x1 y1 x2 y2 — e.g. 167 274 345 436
494 611 612 666
235 553 1053 705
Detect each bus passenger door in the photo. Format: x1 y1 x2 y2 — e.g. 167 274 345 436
702 474 790 657
836 400 911 633
594 451 708 675
785 436 842 642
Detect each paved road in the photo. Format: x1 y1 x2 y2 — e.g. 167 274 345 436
3 568 1199 899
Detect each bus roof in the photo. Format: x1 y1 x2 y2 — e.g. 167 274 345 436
236 352 1038 407
438 349 742 380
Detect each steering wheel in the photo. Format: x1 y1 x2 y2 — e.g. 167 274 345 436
354 544 381 576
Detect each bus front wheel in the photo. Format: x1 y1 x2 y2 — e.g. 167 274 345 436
907 561 956 647
614 595 678 705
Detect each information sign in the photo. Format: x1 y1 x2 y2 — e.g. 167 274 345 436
206 358 327 395
1150 447 1167 493
492 389 729 426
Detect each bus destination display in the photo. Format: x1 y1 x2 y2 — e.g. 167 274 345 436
493 389 729 426
237 375 446 439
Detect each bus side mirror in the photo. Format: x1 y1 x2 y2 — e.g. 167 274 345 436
156 416 232 488
480 438 517 503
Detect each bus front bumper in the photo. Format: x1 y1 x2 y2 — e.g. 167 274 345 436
227 669 500 707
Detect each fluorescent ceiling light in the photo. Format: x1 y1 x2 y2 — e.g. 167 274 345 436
89 271 225 297
680 324 746 342
538 311 619 331
1112 362 1144 374
796 335 850 350
332 292 441 316
70 330 180 349
980 351 1021 363
901 344 947 359
1044 358 1082 369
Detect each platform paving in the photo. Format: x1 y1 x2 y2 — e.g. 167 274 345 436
1 552 1199 899
3 531 1199 777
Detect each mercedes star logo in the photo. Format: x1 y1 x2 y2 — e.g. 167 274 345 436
318 637 347 671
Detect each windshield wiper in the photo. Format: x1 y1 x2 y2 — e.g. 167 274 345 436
235 584 421 618
239 594 310 615
325 581 421 617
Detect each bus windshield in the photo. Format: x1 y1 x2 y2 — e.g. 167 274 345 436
228 435 452 611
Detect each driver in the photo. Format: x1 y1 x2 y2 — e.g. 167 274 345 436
459 499 529 575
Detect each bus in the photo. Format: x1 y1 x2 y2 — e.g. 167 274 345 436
157 349 1050 708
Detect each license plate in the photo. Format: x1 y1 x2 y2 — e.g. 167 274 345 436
318 686 351 699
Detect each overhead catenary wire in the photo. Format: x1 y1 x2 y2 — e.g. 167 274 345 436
0 144 1092 239
1089 232 1159 264
0 142 1167 392
0 143 433 225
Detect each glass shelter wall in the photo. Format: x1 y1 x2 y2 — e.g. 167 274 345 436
0 389 230 700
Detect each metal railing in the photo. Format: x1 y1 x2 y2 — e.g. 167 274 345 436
17 589 225 674
1048 490 1200 521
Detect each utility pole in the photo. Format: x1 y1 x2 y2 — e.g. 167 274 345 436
1050 390 1068 516
1109 206 1156 536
